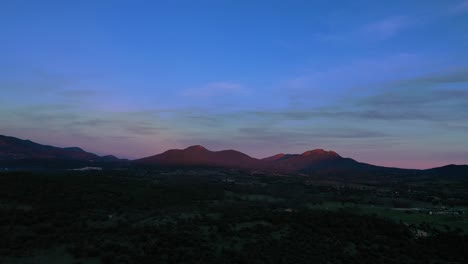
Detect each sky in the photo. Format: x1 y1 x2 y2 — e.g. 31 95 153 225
1 0 468 169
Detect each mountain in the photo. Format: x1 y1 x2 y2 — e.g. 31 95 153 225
136 145 262 169
2 134 465 175
136 146 383 173
262 153 288 161
425 164 468 179
261 149 383 173
0 135 118 162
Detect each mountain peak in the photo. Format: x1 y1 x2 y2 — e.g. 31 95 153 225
301 149 340 157
184 145 208 151
262 153 286 161
137 144 260 168
0 134 122 162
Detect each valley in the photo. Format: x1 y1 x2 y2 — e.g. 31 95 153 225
1 167 467 263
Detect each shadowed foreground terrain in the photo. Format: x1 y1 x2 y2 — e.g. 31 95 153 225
1 168 467 264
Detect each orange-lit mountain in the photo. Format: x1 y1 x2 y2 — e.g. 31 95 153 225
1 134 466 175
0 135 119 162
136 145 262 169
264 149 349 171
262 153 287 161
136 145 376 173
261 149 388 173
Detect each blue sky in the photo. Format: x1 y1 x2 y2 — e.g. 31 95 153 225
1 0 467 168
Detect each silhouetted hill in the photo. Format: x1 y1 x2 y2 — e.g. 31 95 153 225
99 155 121 162
425 164 468 179
0 135 119 162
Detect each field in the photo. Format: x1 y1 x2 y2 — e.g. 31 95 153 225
1 168 467 263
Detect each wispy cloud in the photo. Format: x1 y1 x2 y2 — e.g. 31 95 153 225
315 1 468 45
361 16 411 40
236 127 388 141
451 1 468 13
284 53 431 109
59 89 99 98
125 124 167 135
181 82 248 97
394 67 468 86
314 16 412 43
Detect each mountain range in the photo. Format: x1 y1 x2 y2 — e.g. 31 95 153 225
0 134 466 176
135 146 386 174
0 135 119 162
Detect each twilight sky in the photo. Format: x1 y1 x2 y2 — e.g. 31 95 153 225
1 0 468 169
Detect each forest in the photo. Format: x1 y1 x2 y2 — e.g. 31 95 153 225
0 168 467 263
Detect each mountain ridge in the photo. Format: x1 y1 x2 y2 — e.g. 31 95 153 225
135 145 261 169
135 144 409 174
1 135 466 175
0 135 120 162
